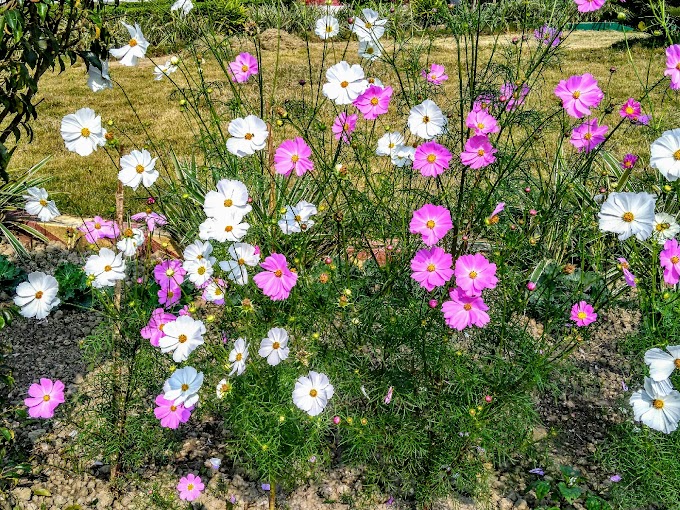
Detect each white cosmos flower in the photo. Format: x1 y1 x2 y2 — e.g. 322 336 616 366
315 15 339 39
408 99 447 140
118 149 159 190
278 201 317 234
650 128 680 182
215 379 231 399
258 327 290 366
184 258 213 287
183 240 216 265
219 242 260 286
109 22 148 67
153 60 178 81
24 187 59 222
159 315 206 362
87 61 113 93
84 248 126 288
598 192 656 241
203 179 252 221
645 345 680 382
226 115 268 157
203 279 226 303
322 61 368 105
366 76 384 87
358 40 382 61
652 213 680 243
292 371 334 416
171 0 193 15
60 108 107 157
629 377 680 434
392 145 415 167
376 132 404 157
13 272 60 320
351 8 387 42
163 366 203 407
229 338 249 376
116 227 144 257
198 215 250 243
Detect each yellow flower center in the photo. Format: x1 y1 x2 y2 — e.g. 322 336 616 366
675 358 680 369
221 384 230 392
187 483 194 491
463 303 472 311
215 288 223 296
340 81 349 88
622 212 634 223
43 394 50 401
94 222 101 229
39 199 48 206
584 132 592 141
35 290 44 299
167 291 174 298
225 225 233 232
244 133 253 140
426 264 435 272
170 405 177 411
274 269 283 277
236 353 243 361
309 389 318 397
388 143 395 148
272 341 280 349
224 198 233 207
657 222 671 231
426 220 435 229
166 269 175 276
469 271 477 279
674 149 680 161
124 228 133 237
181 383 189 391
197 267 206 275
366 47 374 55
477 149 485 157
291 154 300 163
572 90 581 99
577 311 587 320
672 256 680 264
476 123 485 130
427 154 437 163
238 258 245 265
104 265 112 272
676 62 680 71
326 25 333 32
625 106 634 115
422 115 430 123
159 323 165 331
81 127 91 137
129 38 138 47
343 123 350 131
241 65 249 72
370 97 379 105
178 334 188 344
653 399 664 409
135 164 145 174
294 215 302 221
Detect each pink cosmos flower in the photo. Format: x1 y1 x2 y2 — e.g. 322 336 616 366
274 137 314 177
620 98 641 120
79 216 119 244
660 238 680 285
442 288 490 330
154 394 192 429
177 473 205 501
487 202 505 224
534 25 561 47
409 204 453 246
158 286 181 308
410 246 454 292
570 301 597 327
384 386 394 404
621 153 638 170
665 45 680 90
634 114 651 126
353 85 393 120
465 110 499 136
617 257 636 288
25 378 65 419
554 74 603 119
131 211 167 232
154 260 186 289
228 52 258 83
332 112 358 144
421 63 448 85
141 308 177 347
499 82 529 111
413 141 453 177
473 94 494 112
573 0 606 12
570 118 608 153
460 135 497 169
454 253 498 296
253 253 298 301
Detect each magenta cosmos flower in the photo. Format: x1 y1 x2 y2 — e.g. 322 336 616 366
79 216 119 244
154 259 186 290
442 288 490 330
141 308 177 347
460 135 497 169
253 253 298 301
274 137 314 177
177 473 204 501
332 112 358 144
665 45 680 90
25 378 65 419
410 246 454 292
409 204 453 246
228 52 258 83
573 0 605 12
660 238 680 285
570 118 608 153
131 210 167 232
570 301 597 327
473 94 494 112
621 153 638 170
617 257 636 288
422 63 448 85
534 25 561 47
154 394 193 429
353 85 393 120
454 253 498 296
465 110 499 136
620 98 642 120
414 141 453 177
499 82 529 111
158 286 181 308
554 73 603 119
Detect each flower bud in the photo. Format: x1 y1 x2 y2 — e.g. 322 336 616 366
333 416 341 425
527 281 536 291
428 299 438 308
170 56 180 65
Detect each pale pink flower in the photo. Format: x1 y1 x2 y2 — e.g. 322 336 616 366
465 110 499 135
353 85 393 120
141 308 177 347
460 135 497 169
554 73 603 119
228 52 258 83
570 118 608 153
25 378 65 419
79 216 119 244
421 63 448 85
154 394 192 429
660 238 680 285
665 45 680 90
573 0 605 13
332 112 358 144
177 473 204 501
131 211 167 232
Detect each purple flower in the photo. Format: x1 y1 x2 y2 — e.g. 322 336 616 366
534 25 562 47
261 483 271 491
529 468 545 476
131 211 167 232
610 474 622 482
621 153 638 170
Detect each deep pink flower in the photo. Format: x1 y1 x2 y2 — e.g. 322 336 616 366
465 110 499 136
442 288 490 330
353 85 393 120
527 281 537 291
621 153 638 170
25 378 65 419
454 253 498 296
421 63 448 85
253 253 298 301
131 211 167 232
499 82 529 111
574 0 605 12
410 246 454 292
570 301 597 326
332 112 358 144
620 98 641 120
413 141 452 177
460 135 497 169
228 52 258 83
570 118 608 153
660 238 680 285
617 257 636 288
665 45 680 90
158 286 181 308
554 74 603 119
154 394 192 429
409 204 453 246
78 216 119 244
274 137 314 177
154 260 186 289
141 308 177 347
177 473 205 501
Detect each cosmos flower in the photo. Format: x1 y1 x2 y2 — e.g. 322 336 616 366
278 201 317 234
258 327 290 366
410 246 454 292
421 63 448 85
645 345 680 382
620 98 642 120
460 135 497 169
617 257 636 288
203 179 252 221
87 60 113 92
534 25 561 46
109 22 148 67
171 0 193 15
228 52 258 83
332 112 357 144
24 378 65 419
465 110 499 136
292 371 334 416
358 40 382 61
570 301 597 327
60 108 106 157
253 253 298 301
153 259 186 290
409 204 453 246
159 316 206 362
220 242 260 286
442 288 490 330
621 153 638 170
141 308 177 347
226 115 268 157
570 118 608 153
229 338 249 376
630 377 680 434
79 216 119 244
315 15 339 40
131 210 167 232
650 129 680 181
177 474 204 502
116 227 144 257
274 137 314 177
598 192 656 241
322 61 368 105
376 132 405 157
653 213 680 244
665 45 680 90
573 0 606 13
153 60 178 81
408 99 447 139
454 253 498 296
154 394 192 429
118 149 159 190
353 85 392 119
351 8 387 42
14 272 60 319
84 248 126 288
554 73 603 119
413 141 452 177
24 187 60 222
660 238 680 285
163 366 203 407
499 82 529 111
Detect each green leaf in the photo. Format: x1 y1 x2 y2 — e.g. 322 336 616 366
0 427 13 441
557 482 582 503
36 2 48 21
4 9 22 42
32 488 51 497
535 480 551 501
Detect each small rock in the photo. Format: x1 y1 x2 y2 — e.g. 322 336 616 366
27 428 46 443
514 499 529 510
532 427 548 441
14 487 32 501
